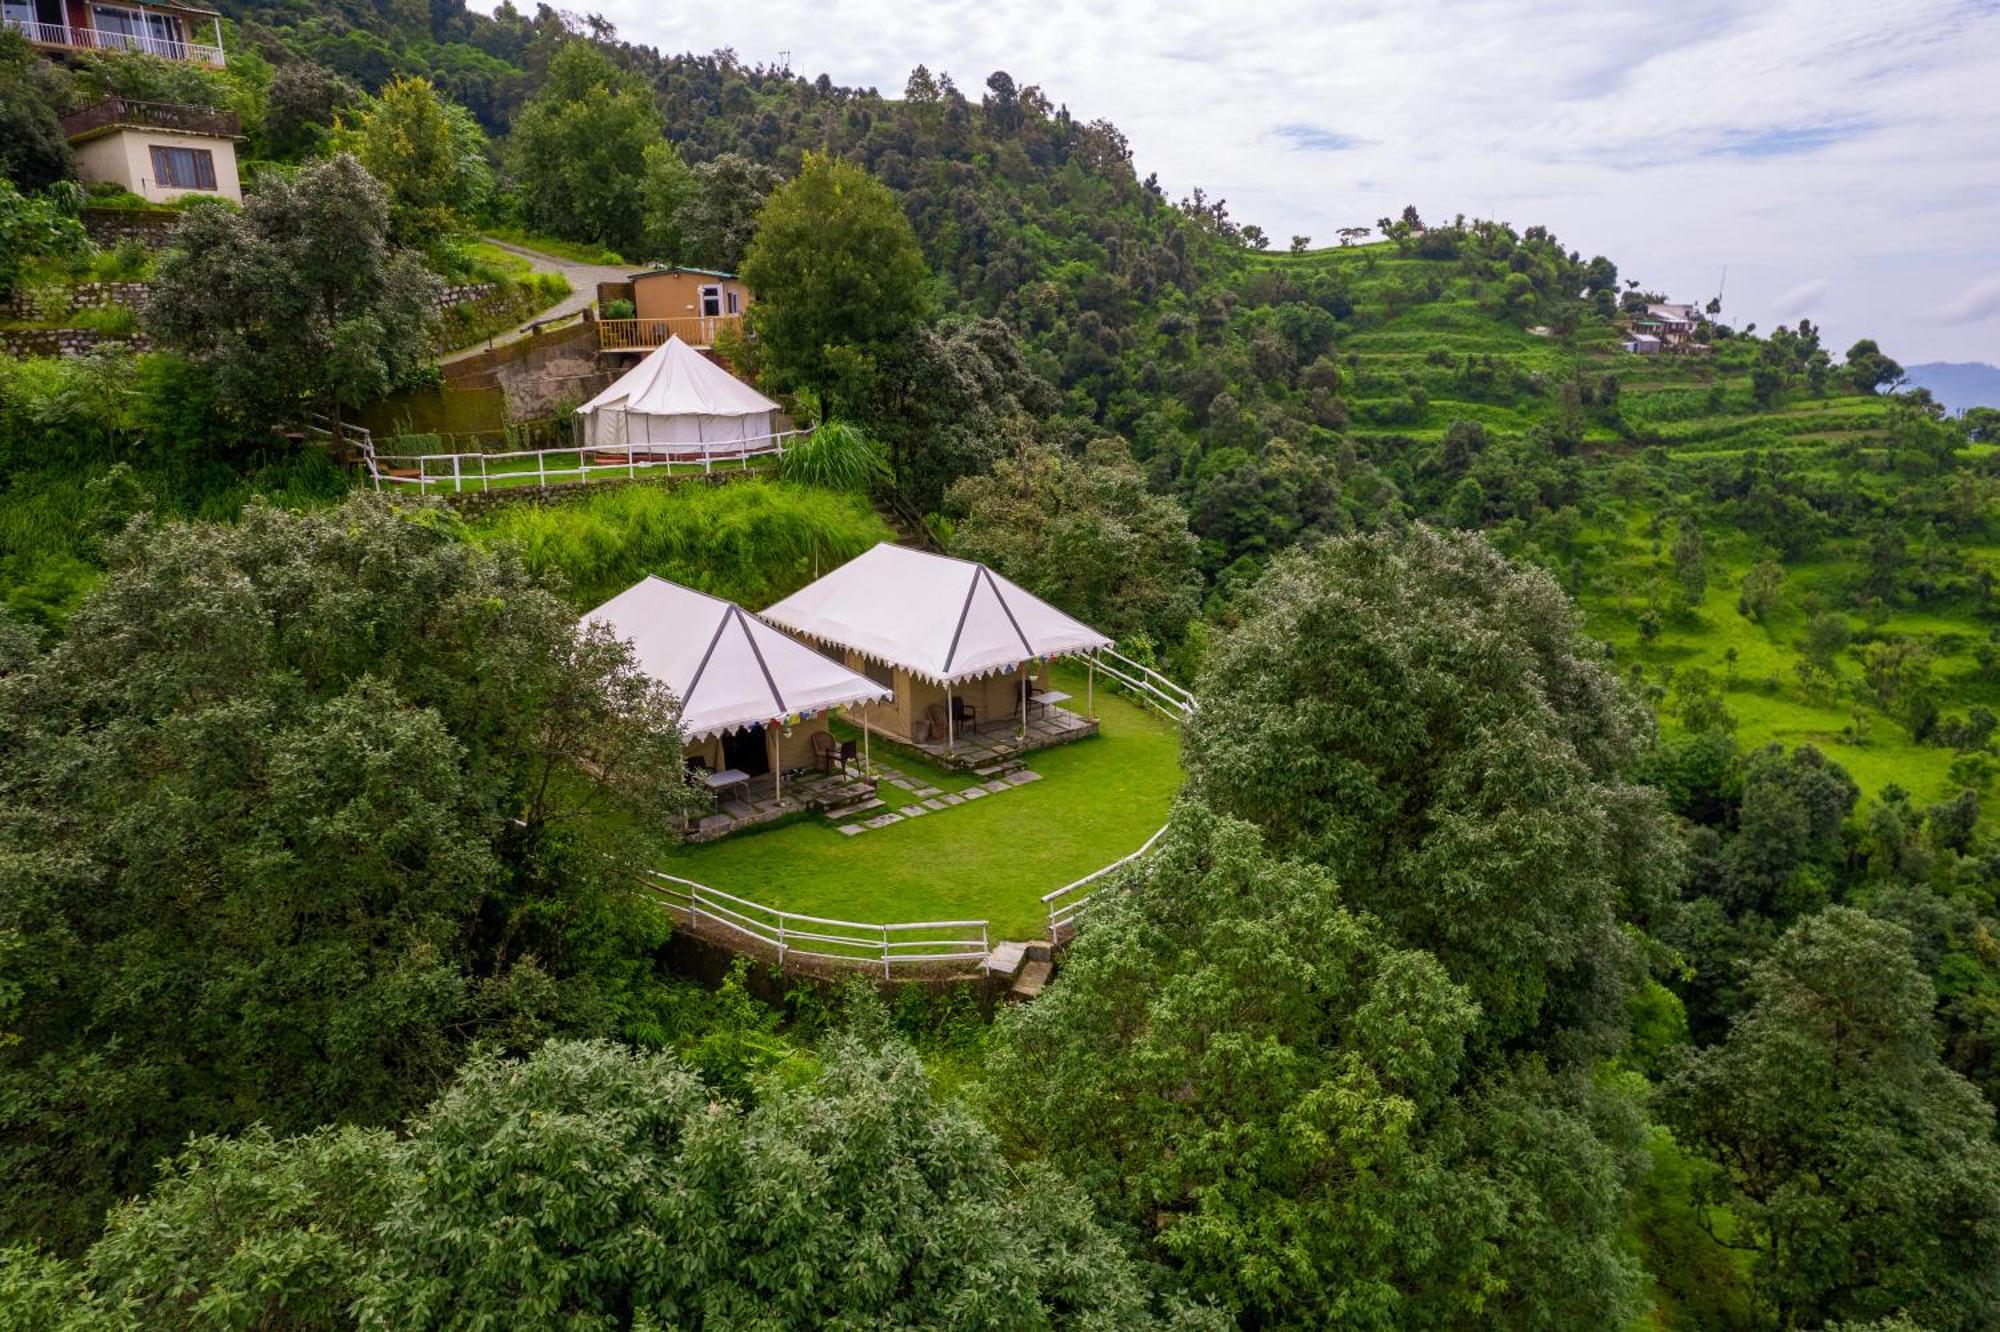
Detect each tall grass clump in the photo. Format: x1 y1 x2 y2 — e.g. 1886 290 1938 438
470 478 893 608
779 421 890 493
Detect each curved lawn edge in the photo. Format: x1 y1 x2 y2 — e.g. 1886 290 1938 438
656 669 1183 943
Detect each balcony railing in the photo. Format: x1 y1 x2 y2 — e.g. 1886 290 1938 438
60 98 239 140
597 314 744 351
4 16 225 66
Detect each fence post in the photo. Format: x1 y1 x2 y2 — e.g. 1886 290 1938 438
882 925 891 980
452 453 461 495
777 918 787 968
537 449 545 489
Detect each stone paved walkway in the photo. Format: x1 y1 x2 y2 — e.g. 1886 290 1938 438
834 763 1043 837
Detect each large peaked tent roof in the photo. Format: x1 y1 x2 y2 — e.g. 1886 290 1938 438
584 576 890 741
760 544 1112 687
577 336 779 420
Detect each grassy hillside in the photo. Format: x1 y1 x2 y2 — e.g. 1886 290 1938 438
1234 240 1989 818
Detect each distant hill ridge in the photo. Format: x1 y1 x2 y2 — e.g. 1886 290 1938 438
1903 361 2000 414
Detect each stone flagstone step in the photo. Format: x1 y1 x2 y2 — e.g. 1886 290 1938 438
984 941 1029 980
1008 959 1053 1002
825 795 885 821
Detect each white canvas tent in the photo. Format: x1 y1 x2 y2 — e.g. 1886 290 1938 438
583 575 891 796
576 336 781 453
761 544 1112 749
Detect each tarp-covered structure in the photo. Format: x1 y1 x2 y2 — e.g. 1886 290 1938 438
761 544 1111 747
584 576 890 794
576 336 780 452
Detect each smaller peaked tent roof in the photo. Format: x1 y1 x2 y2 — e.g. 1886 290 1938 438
584 576 890 741
761 544 1113 687
577 337 779 421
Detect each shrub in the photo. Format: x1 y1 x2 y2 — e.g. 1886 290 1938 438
777 419 890 493
471 477 893 608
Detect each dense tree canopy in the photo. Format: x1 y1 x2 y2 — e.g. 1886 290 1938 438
506 42 662 257
336 76 492 245
741 152 932 421
1183 525 1681 1050
1663 908 2000 1330
946 442 1202 646
987 806 1649 1329
0 1037 1212 1330
145 155 441 429
0 497 700 1251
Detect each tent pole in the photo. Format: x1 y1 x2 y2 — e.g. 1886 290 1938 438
1088 657 1096 719
863 704 871 774
946 685 955 752
1019 664 1028 738
770 722 781 802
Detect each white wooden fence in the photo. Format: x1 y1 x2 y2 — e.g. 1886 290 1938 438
638 870 991 978
360 428 805 494
1041 822 1170 943
1090 646 1198 721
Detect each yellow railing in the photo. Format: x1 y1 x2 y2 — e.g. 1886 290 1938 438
597 314 743 351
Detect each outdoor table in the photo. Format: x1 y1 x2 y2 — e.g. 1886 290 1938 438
1029 688 1070 719
704 767 751 802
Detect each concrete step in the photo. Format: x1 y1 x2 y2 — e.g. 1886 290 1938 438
972 758 1027 779
983 941 1029 980
1008 959 1053 1002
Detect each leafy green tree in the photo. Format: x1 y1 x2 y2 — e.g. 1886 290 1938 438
861 315 1059 509
638 139 695 262
986 806 1649 1329
145 154 440 430
3 1039 1202 1331
1844 338 1905 394
336 76 491 245
741 152 931 421
1182 526 1681 1048
945 442 1201 645
0 497 701 1250
1671 514 1707 610
0 179 87 299
679 151 782 270
0 31 74 192
1662 908 2000 1329
1737 558 1782 621
507 42 660 256
261 60 361 160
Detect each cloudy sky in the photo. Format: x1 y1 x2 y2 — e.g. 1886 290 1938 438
501 0 2000 364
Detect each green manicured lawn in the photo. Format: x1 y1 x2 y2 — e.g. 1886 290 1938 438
658 670 1184 940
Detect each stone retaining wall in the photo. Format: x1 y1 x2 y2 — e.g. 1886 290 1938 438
80 207 182 248
433 282 499 313
0 281 153 321
0 327 152 358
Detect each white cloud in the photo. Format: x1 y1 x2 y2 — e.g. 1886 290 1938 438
1773 279 1832 318
1937 276 2000 325
477 0 2000 362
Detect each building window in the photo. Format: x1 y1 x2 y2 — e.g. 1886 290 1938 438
699 285 722 318
725 289 740 315
149 145 216 191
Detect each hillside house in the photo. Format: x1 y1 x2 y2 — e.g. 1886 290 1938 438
62 97 242 203
3 0 225 65
597 267 751 353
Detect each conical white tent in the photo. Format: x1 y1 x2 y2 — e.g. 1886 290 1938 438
576 336 780 453
583 576 890 742
762 544 1112 687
